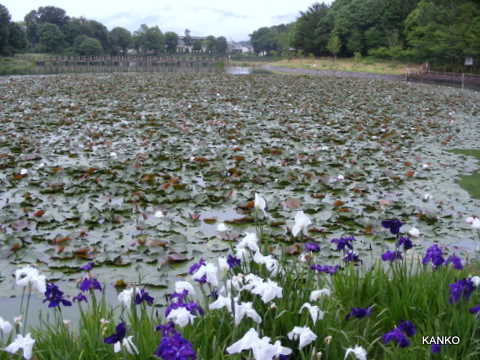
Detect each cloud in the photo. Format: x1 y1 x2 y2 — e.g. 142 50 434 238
272 13 298 23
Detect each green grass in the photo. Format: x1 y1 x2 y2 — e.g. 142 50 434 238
449 149 480 199
0 55 38 75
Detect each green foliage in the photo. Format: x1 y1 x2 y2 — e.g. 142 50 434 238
215 36 228 55
0 3 11 55
110 27 131 55
75 36 103 56
327 33 342 57
449 149 480 199
205 35 216 54
192 39 202 52
293 3 332 56
133 24 164 55
39 23 65 53
164 31 178 53
9 22 28 51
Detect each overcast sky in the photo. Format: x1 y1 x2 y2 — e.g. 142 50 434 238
4 0 332 41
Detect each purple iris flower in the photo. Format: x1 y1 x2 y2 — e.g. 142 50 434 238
72 292 88 303
382 219 403 235
80 262 95 271
422 245 445 268
397 321 416 337
188 258 206 275
167 290 189 302
446 255 463 270
165 301 204 317
449 278 475 304
104 322 126 344
397 237 413 251
135 288 154 305
156 322 177 336
304 242 320 252
331 236 355 251
345 306 372 320
79 277 102 292
227 254 241 269
310 264 341 275
155 331 197 360
432 344 441 354
381 250 403 262
382 328 410 347
344 251 361 263
43 283 72 308
469 305 480 314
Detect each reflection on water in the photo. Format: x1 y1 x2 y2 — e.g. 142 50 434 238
225 66 252 75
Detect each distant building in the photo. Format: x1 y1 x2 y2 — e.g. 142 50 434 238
228 41 253 54
177 36 207 53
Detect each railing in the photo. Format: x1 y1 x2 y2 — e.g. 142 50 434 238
19 55 226 75
406 68 480 91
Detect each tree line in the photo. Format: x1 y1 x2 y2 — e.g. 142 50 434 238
250 0 480 65
0 4 228 56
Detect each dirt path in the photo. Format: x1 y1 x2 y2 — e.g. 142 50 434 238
262 65 404 81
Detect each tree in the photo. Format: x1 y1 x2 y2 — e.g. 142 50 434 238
292 3 332 56
0 3 11 55
36 6 69 28
327 33 342 60
84 20 110 53
9 23 28 52
133 25 164 54
75 36 102 55
205 35 216 53
39 23 65 53
215 36 228 54
184 29 192 50
192 39 202 52
110 27 131 55
164 31 178 53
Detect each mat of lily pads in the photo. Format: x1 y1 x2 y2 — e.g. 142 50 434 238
1 72 479 302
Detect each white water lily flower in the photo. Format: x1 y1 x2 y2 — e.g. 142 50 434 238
114 336 139 354
408 227 420 238
253 252 280 276
299 303 324 324
15 266 46 293
345 345 367 360
192 262 219 287
154 210 164 218
175 281 196 296
337 175 345 181
0 317 12 335
254 193 267 215
310 288 331 301
234 302 262 325
292 211 312 237
5 333 35 360
20 168 28 175
237 232 260 253
118 288 135 307
472 218 480 230
288 326 317 350
423 193 431 201
166 307 196 327
216 222 229 232
110 152 117 158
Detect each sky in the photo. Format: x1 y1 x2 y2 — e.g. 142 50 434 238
4 0 332 41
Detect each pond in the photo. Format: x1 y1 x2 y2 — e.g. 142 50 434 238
1 71 479 323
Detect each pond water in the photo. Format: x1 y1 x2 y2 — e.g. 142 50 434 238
1 71 480 328
224 66 252 75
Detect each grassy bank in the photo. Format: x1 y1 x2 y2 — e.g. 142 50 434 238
231 57 422 76
450 149 480 199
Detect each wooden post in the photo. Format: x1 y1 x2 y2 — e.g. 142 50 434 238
462 73 465 90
